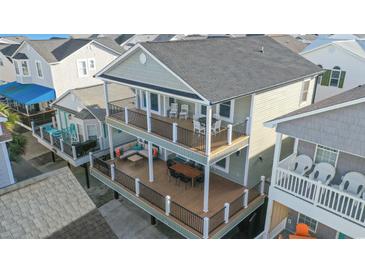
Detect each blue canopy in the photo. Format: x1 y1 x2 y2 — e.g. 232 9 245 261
0 82 56 105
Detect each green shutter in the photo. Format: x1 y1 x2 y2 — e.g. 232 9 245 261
338 71 346 88
320 70 331 86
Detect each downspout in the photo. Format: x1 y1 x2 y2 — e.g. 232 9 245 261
311 75 320 104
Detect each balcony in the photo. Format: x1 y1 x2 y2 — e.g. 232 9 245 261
107 98 249 162
271 154 365 237
90 155 264 238
33 125 106 166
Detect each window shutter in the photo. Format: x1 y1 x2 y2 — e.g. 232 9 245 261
338 71 346 88
320 70 331 86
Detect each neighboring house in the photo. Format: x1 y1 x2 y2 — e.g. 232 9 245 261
0 44 20 83
301 36 365 102
0 38 123 130
0 116 15 188
89 36 322 239
32 83 135 169
270 35 308 53
263 85 365 239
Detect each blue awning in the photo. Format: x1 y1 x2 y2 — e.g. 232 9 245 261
0 82 56 105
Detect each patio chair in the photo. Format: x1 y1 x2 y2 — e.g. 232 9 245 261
336 171 365 197
289 155 313 176
193 120 205 134
169 103 178 118
211 120 222 135
213 113 220 120
168 167 180 183
179 104 189 119
179 174 192 190
308 162 336 185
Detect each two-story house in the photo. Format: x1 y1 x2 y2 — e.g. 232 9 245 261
0 44 20 84
263 84 365 239
0 37 124 130
88 36 322 238
301 35 365 102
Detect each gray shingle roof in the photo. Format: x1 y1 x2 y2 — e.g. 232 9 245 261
141 36 322 103
94 37 125 54
74 109 94 120
51 39 91 61
13 52 28 59
26 39 71 63
270 35 307 53
268 84 365 123
0 44 21 57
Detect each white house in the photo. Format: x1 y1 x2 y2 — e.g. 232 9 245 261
301 36 365 102
0 116 15 188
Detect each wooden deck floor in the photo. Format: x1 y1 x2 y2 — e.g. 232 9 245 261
113 158 246 218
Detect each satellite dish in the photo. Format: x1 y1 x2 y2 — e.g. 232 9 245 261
139 53 147 64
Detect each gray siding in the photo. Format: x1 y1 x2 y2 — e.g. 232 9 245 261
105 48 195 94
297 140 316 157
277 102 365 158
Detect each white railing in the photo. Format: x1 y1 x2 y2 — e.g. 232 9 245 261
274 167 365 227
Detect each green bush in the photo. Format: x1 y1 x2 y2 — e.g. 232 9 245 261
8 133 27 162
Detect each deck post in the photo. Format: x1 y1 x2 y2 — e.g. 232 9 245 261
72 146 77 160
172 123 177 143
203 217 209 239
148 141 154 182
260 176 265 195
110 164 115 181
31 121 35 134
227 124 233 145
165 195 171 216
224 202 230 223
243 189 249 208
98 136 103 150
89 152 93 168
50 133 54 145
203 165 210 212
271 133 282 185
83 163 90 189
40 126 44 139
107 125 114 160
205 106 212 154
135 178 140 197
245 116 250 135
60 138 64 152
103 82 110 117
124 106 129 124
52 115 56 128
146 91 152 133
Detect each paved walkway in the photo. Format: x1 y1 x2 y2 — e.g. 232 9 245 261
99 199 183 239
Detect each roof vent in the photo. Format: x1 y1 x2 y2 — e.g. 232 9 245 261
259 46 264 53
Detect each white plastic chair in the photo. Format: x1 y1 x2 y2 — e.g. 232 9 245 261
169 103 178 118
179 104 189 119
193 120 205 134
338 172 365 197
289 155 313 175
308 162 336 185
211 120 222 135
213 113 220 120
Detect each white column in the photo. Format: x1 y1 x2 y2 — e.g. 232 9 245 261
224 203 230 223
103 82 110 117
271 132 283 185
72 146 77 160
135 178 140 197
60 138 64 152
243 188 249 208
148 141 154 182
107 125 114 160
293 137 299 154
172 123 177 143
163 96 168 117
260 175 265 195
89 152 93 168
227 124 232 145
165 195 171 216
145 91 151 132
25 105 29 115
40 126 44 139
203 217 209 239
203 164 210 212
124 106 129 124
205 105 212 155
52 116 56 128
31 121 35 134
110 164 115 181
263 198 274 239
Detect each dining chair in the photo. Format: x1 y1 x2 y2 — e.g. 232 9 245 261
193 120 205 134
211 120 222 134
169 103 178 118
213 113 220 120
179 104 189 119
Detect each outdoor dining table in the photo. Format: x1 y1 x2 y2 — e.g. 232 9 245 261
169 163 202 187
198 117 218 127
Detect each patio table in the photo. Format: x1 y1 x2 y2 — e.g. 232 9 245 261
170 163 202 187
198 117 218 127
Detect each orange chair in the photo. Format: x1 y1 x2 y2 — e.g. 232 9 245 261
289 223 315 239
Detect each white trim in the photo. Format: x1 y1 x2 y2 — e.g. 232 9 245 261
212 156 230 173
243 94 255 186
299 79 310 106
264 97 365 128
14 60 20 75
139 89 161 115
35 60 44 79
20 60 31 77
329 66 342 88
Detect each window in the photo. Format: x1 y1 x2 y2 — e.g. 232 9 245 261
88 58 96 70
21 60 30 76
87 124 98 140
200 105 207 116
217 100 234 122
314 145 339 166
298 214 317 233
77 60 88 77
0 58 3 66
150 93 159 112
300 80 310 103
330 66 341 87
214 157 230 173
169 97 176 106
14 61 20 75
141 91 147 108
35 61 43 78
